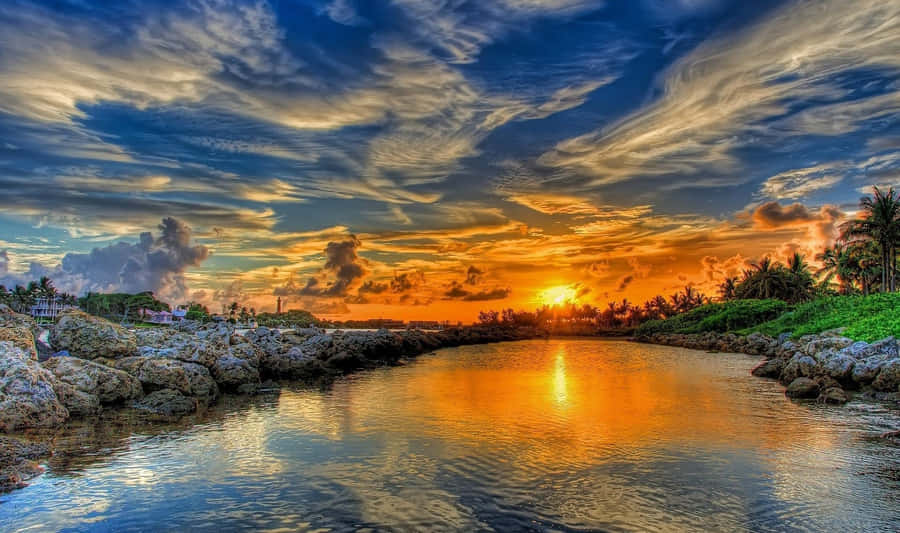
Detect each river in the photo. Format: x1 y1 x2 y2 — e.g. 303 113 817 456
2 339 899 532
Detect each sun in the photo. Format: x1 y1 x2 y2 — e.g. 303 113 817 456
539 285 578 306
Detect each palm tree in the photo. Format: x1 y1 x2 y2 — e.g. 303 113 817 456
735 257 789 300
786 252 815 302
718 277 738 301
36 276 57 300
842 186 900 292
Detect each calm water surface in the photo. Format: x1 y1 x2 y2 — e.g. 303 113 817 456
2 339 899 532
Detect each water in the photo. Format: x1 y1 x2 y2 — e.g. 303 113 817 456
2 339 899 532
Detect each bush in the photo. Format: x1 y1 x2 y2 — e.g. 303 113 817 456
635 299 787 336
747 293 900 342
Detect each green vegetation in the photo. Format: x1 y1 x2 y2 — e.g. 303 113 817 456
256 309 318 328
744 292 900 342
79 291 170 322
635 299 788 336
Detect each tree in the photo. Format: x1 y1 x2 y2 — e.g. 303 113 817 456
718 277 738 301
842 186 900 292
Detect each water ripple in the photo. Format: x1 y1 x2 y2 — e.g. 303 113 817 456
2 339 899 532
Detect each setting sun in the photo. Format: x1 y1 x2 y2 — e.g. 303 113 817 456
540 285 578 306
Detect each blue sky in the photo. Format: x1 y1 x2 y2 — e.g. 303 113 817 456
0 0 898 319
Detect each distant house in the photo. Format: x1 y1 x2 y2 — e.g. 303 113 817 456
141 309 173 325
29 297 72 323
172 308 187 321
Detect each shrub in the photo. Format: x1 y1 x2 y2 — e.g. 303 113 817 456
635 299 787 336
746 293 900 342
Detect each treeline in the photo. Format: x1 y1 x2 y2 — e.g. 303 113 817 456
480 186 900 332
79 291 170 321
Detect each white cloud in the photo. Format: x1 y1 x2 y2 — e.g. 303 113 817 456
760 164 845 200
539 0 900 186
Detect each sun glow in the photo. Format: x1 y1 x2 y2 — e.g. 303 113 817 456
540 285 578 306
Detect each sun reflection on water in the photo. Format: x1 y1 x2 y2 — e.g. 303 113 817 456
551 348 569 409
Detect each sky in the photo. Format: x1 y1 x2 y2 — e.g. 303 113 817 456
0 0 898 321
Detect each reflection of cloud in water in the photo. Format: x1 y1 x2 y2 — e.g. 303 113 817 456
4 340 899 531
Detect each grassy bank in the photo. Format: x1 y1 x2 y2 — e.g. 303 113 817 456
634 293 900 343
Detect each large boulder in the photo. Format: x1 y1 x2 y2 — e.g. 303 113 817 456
0 341 68 431
211 356 260 391
0 307 39 360
871 359 900 392
780 354 819 384
43 356 142 405
259 346 319 378
785 377 820 399
53 383 100 416
50 310 137 359
751 358 784 379
229 342 263 368
851 356 884 386
822 354 856 382
115 357 218 402
804 336 854 357
333 329 405 362
862 338 900 360
132 389 197 418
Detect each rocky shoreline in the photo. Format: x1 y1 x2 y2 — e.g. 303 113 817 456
0 305 539 492
636 331 900 405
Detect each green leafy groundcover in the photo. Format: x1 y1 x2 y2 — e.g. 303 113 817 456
635 299 788 336
745 293 900 342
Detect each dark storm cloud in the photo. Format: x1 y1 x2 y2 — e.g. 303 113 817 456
390 271 425 293
358 280 389 294
276 236 367 298
1 217 209 300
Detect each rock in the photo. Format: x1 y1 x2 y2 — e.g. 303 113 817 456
294 327 324 337
871 359 900 392
0 341 69 431
776 332 792 345
864 337 900 360
298 334 334 359
0 436 51 493
851 356 884 386
211 356 260 391
195 321 233 347
229 342 263 368
324 351 366 372
50 309 137 359
780 354 819 384
838 341 870 359
236 382 260 395
822 354 855 382
53 382 100 416
132 389 197 417
785 377 820 399
43 356 142 405
751 358 784 379
115 357 218 402
818 387 848 405
0 306 40 359
258 344 317 378
804 336 854 357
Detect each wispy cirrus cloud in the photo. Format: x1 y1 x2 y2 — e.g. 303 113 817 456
539 0 900 187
